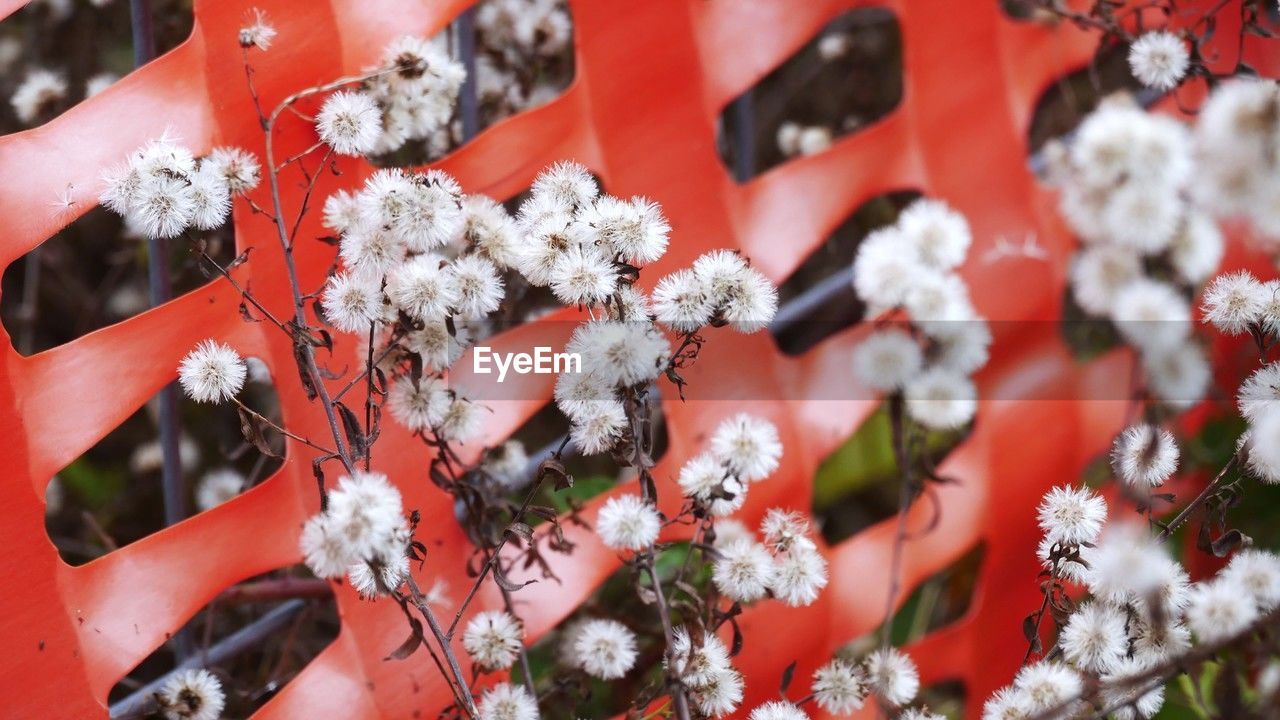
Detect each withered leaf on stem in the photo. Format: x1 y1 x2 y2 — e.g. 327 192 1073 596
538 459 573 491
492 563 534 593
385 616 424 661
237 406 282 458
1022 613 1043 654
292 341 319 400
779 661 798 696
504 521 533 547
335 401 368 460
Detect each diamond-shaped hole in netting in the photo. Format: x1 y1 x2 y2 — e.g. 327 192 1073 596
0 206 237 356
813 403 972 546
770 189 920 356
887 542 985 644
106 565 338 718
716 6 903 181
44 367 284 566
0 0 193 133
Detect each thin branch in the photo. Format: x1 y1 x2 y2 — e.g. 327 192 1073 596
406 575 477 718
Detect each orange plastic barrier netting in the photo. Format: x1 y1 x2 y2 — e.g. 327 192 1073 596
1 1 1276 718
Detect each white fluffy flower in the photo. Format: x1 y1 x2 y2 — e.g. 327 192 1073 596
1085 523 1168 606
553 371 620 422
437 396 486 444
1246 408 1280 484
407 319 470 372
549 245 617 306
463 195 520 269
322 190 361 235
1130 617 1192 664
1143 345 1212 410
652 268 714 332
853 228 924 310
393 171 464 251
238 8 278 51
571 618 637 679
347 553 409 598
898 198 972 270
134 175 196 239
205 146 261 194
853 328 924 392
712 539 775 603
619 197 671 265
1168 211 1224 285
1060 601 1128 673
1110 424 1179 489
1128 31 1189 91
463 610 524 671
596 495 661 551
1070 245 1142 317
689 665 745 718
567 321 669 388
812 658 867 714
316 91 383 156
322 271 384 333
449 254 504 319
904 367 977 430
388 254 460 321
1185 578 1260 643
770 544 828 606
678 454 734 511
325 471 407 562
1013 662 1081 714
748 702 808 720
1201 271 1265 335
1102 184 1181 255
531 160 598 208
195 468 243 512
865 647 919 706
935 319 992 375
300 514 349 579
1112 278 1191 353
720 265 780 333
1102 657 1166 720
569 401 627 455
760 509 816 552
10 68 66 124
1238 363 1280 423
387 376 450 432
482 439 530 490
982 687 1034 720
340 224 406 277
1222 549 1280 611
157 668 225 720
710 414 783 482
1037 485 1107 546
178 339 247 404
477 682 539 720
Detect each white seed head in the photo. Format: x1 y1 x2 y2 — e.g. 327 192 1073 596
596 494 661 551
317 91 383 156
1110 424 1179 489
1128 31 1189 91
463 610 524 671
178 339 246 404
157 668 225 720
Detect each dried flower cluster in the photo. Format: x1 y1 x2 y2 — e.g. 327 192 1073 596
851 197 990 429
99 136 261 239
